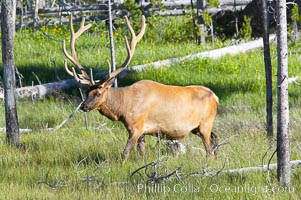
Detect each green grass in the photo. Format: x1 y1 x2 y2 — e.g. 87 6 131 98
1 19 301 199
1 102 301 199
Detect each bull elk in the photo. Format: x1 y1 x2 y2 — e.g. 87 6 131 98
62 15 219 163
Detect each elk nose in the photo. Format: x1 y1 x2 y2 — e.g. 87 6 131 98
80 102 89 112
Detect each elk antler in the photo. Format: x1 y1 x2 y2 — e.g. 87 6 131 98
63 15 146 87
104 15 147 84
62 14 96 86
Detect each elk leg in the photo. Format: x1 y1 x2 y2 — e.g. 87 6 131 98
202 132 212 156
122 137 139 164
137 135 146 157
122 124 144 164
196 122 216 157
210 132 219 159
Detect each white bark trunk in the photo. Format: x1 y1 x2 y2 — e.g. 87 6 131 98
1 0 20 145
276 0 291 187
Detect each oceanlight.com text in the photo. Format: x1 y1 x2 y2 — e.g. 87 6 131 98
137 183 295 195
208 184 295 195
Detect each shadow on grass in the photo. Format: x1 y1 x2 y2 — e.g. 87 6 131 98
0 64 72 86
118 73 260 103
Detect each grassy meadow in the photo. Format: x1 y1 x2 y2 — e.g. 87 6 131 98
1 16 301 199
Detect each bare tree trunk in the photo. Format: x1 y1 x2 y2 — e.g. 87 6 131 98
1 0 20 146
292 20 299 42
108 0 117 87
261 0 273 139
196 0 206 45
34 0 39 19
276 0 290 188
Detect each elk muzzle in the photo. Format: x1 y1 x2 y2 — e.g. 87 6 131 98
80 101 90 112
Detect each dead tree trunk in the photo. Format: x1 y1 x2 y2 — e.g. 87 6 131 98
108 0 117 87
261 0 273 139
224 160 301 174
196 0 206 45
15 79 80 99
1 0 20 146
276 0 290 188
34 0 39 19
0 79 80 100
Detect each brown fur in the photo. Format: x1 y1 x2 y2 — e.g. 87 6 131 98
80 80 219 163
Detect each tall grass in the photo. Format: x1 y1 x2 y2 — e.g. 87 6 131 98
1 17 301 199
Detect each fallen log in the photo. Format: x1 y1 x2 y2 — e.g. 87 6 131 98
127 35 276 72
288 76 301 85
0 127 33 133
223 160 301 173
14 79 80 99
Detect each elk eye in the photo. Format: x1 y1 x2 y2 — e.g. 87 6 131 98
96 92 102 97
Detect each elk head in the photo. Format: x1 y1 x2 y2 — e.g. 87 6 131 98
62 15 146 112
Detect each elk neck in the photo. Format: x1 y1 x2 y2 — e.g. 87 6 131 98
97 87 127 121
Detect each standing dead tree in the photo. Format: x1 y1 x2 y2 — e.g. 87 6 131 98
1 0 20 146
261 0 273 139
276 0 290 188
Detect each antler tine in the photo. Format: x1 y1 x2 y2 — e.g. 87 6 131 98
109 15 146 79
64 60 74 77
71 67 92 85
71 16 92 59
89 68 96 85
62 14 95 86
62 40 80 69
107 60 112 78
